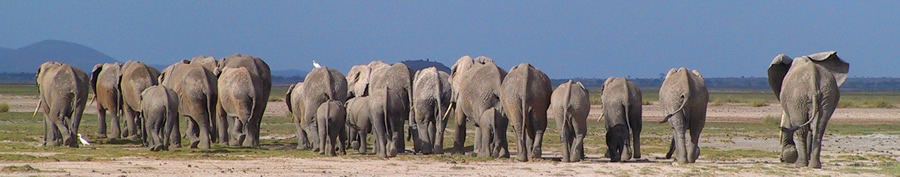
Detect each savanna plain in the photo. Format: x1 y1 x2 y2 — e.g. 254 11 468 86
1 84 899 176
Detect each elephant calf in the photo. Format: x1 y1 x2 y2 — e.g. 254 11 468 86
317 100 348 156
140 85 179 151
549 80 590 162
345 97 374 154
659 68 708 163
600 77 642 162
478 108 509 158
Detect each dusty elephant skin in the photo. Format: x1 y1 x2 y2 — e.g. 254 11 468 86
217 67 264 147
659 67 709 163
447 56 507 156
600 77 642 162
344 96 375 154
501 63 552 161
411 67 451 155
120 61 161 144
768 51 849 169
347 61 414 157
139 85 179 151
549 80 590 162
36 62 90 147
159 58 218 149
316 100 347 156
90 62 124 139
287 66 347 151
214 54 272 147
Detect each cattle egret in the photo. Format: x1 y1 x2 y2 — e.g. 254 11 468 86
77 133 91 146
313 60 322 68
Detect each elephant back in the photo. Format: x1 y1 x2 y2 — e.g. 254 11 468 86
221 54 272 90
660 68 708 114
121 61 160 111
549 81 590 120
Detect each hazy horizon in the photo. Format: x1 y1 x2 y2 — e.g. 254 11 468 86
2 1 899 78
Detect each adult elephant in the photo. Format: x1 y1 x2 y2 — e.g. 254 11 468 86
368 61 414 156
501 63 551 161
411 67 451 154
214 54 271 146
35 62 90 147
139 85 179 151
217 67 264 147
286 66 347 150
159 58 218 149
548 80 590 162
120 61 162 144
768 51 849 169
659 67 708 163
91 63 124 139
600 77 642 162
445 57 506 156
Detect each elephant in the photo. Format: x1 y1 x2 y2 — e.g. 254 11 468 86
286 66 347 151
347 61 413 157
159 58 218 149
120 61 162 144
478 107 508 158
768 51 849 169
600 77 643 162
217 67 264 147
659 67 708 163
91 63 125 139
411 67 451 154
35 62 90 147
445 57 507 155
317 100 348 156
345 96 375 154
548 80 590 162
139 85 179 151
500 63 552 161
213 54 272 146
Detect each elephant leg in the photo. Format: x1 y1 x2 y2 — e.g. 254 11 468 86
532 128 545 160
229 117 243 146
669 114 688 163
52 112 76 147
390 118 405 156
494 119 509 158
687 126 703 163
359 130 368 154
140 114 149 147
809 119 827 169
558 119 571 162
317 119 327 155
124 107 137 139
416 120 432 155
514 121 528 161
452 109 467 154
631 127 642 160
185 116 200 148
524 124 536 160
477 123 491 158
295 121 309 150
794 126 810 167
572 128 585 162
97 107 109 138
148 116 163 151
45 114 61 146
216 105 228 144
434 114 447 154
164 110 178 150
308 121 320 152
112 108 125 139
244 117 260 147
197 116 212 149
372 116 388 158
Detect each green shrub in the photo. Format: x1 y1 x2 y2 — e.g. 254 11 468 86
0 103 9 113
870 99 893 108
748 100 768 107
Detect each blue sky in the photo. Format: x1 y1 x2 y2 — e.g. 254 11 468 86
1 1 898 78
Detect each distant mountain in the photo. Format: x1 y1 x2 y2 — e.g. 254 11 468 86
401 59 451 73
0 40 118 73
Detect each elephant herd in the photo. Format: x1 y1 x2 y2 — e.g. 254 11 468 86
33 51 848 168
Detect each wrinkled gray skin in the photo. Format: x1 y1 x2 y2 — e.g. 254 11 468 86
411 67 451 154
600 77 642 162
347 61 414 157
139 85 179 151
768 51 848 169
286 67 347 151
478 108 508 158
36 62 90 147
91 63 124 138
213 54 272 147
549 80 590 162
659 67 708 163
120 61 161 144
159 57 218 149
501 63 551 161
217 67 263 147
446 57 507 155
344 96 374 154
317 100 348 156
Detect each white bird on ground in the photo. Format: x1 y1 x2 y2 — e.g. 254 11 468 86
77 133 90 146
313 60 322 68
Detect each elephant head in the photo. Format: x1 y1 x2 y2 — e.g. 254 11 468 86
346 65 372 99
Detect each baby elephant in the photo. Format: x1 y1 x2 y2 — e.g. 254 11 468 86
548 80 591 162
140 85 180 151
345 97 374 154
317 100 347 156
600 77 642 162
478 108 509 158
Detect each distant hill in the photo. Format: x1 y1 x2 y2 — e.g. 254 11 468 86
401 59 451 73
0 40 119 72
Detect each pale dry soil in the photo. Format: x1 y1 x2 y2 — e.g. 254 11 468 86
2 95 899 176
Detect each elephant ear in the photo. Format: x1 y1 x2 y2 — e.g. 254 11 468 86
665 68 677 80
91 64 103 96
807 51 849 87
691 70 704 80
285 84 295 114
600 77 615 96
768 54 793 100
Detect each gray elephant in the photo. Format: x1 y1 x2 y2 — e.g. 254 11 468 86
214 54 272 146
445 57 507 155
286 66 347 151
35 62 89 147
346 61 413 157
159 58 218 149
411 67 451 154
120 61 162 144
659 67 708 163
317 100 348 156
768 51 849 169
548 80 590 162
140 85 179 151
91 63 125 139
217 67 264 147
600 77 642 162
345 96 374 154
500 63 552 161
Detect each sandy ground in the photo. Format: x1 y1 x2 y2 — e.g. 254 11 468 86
2 95 898 176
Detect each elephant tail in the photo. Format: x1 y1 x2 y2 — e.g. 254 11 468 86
622 83 633 145
659 95 686 124
783 94 819 132
561 80 573 133
383 87 392 144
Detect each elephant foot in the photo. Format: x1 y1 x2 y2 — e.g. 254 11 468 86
794 161 809 168
96 134 108 139
809 160 822 169
150 145 163 152
516 155 528 162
